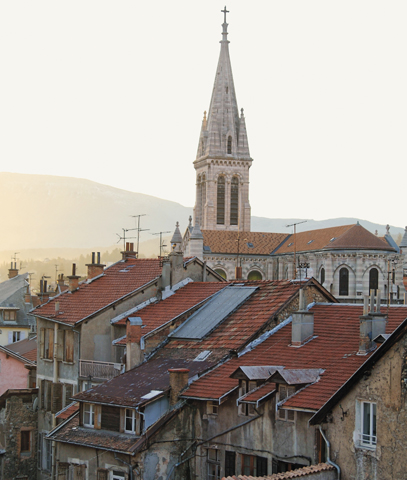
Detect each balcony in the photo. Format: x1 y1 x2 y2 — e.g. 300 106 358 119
79 359 124 381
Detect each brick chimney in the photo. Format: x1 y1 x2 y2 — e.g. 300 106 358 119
359 295 373 354
57 274 65 288
24 285 31 304
126 317 143 370
68 264 80 293
370 290 386 342
8 262 18 279
168 368 189 406
86 252 105 279
38 279 51 304
291 289 314 346
121 243 137 260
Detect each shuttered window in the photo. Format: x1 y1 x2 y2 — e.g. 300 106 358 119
101 405 121 432
217 176 225 225
64 330 74 362
51 383 63 414
230 176 239 225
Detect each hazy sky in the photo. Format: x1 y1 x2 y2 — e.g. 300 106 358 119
1 1 406 228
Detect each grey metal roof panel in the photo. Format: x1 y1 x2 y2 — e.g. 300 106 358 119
230 365 284 380
170 286 258 340
271 368 323 385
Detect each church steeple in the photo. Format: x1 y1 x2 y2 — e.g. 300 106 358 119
194 7 252 232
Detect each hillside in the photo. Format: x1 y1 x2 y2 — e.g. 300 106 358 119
0 173 403 253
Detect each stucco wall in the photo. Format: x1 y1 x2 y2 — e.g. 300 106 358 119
0 350 29 396
323 334 407 480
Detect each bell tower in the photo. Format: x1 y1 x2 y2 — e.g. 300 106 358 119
193 7 252 232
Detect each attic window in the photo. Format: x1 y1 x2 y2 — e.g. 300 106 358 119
194 350 211 362
247 243 254 248
287 243 294 247
307 240 314 245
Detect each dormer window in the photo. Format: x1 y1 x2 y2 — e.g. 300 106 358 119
227 136 232 154
125 408 138 434
238 380 257 416
83 403 95 428
277 385 295 421
3 309 17 322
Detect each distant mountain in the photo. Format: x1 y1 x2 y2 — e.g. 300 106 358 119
0 172 403 251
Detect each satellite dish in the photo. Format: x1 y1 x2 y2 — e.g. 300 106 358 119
33 397 38 411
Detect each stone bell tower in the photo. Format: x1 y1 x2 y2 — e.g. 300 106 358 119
193 7 252 232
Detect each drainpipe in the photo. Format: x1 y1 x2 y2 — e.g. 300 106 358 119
51 323 60 479
113 453 134 480
318 426 340 480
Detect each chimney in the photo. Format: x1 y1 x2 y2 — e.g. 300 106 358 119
359 295 373 354
57 274 65 288
86 252 105 279
168 250 184 287
8 262 18 279
168 368 190 406
126 317 143 370
235 266 242 280
291 289 314 346
38 279 51 304
370 290 387 342
160 258 171 290
68 264 80 293
24 285 31 304
121 242 137 260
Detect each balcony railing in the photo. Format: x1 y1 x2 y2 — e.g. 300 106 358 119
79 359 124 381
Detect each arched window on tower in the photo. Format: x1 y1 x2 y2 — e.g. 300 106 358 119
217 176 225 225
369 268 379 294
320 267 325 285
339 267 349 296
230 177 239 226
227 136 232 154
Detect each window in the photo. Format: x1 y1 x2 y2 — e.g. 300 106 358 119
40 328 54 360
207 449 220 480
320 267 325 285
125 408 137 434
83 403 95 427
38 432 51 471
214 268 227 280
238 380 256 416
20 430 31 456
339 267 349 296
227 135 232 154
225 451 235 477
13 331 21 343
64 330 74 362
241 455 267 477
358 401 377 448
248 270 262 281
4 310 16 321
217 176 225 225
230 176 239 225
369 268 379 294
111 470 126 480
207 401 218 415
278 385 295 421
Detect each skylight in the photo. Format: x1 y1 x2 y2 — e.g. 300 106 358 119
247 242 254 248
287 242 294 247
330 237 336 242
307 240 314 244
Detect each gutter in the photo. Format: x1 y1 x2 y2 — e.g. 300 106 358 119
318 426 340 480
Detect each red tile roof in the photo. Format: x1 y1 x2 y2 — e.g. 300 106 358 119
182 304 407 411
32 258 163 325
114 282 229 344
6 337 37 362
202 230 288 255
274 224 393 255
222 462 335 479
56 402 79 420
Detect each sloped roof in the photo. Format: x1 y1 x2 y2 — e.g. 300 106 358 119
0 273 29 305
274 224 393 255
32 258 163 325
181 304 407 410
6 336 37 362
222 462 335 479
202 230 288 255
113 281 228 345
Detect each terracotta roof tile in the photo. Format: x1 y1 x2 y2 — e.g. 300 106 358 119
6 336 37 362
114 281 228 344
202 230 288 255
32 258 163 325
56 402 79 420
183 304 407 410
222 462 335 479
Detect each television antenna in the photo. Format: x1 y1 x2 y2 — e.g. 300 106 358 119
116 228 137 251
130 214 149 258
151 231 171 259
286 220 307 279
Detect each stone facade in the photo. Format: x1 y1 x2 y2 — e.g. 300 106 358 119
0 389 38 480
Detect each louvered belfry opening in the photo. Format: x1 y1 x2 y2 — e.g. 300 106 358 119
227 135 232 154
201 173 206 225
217 175 225 225
230 176 239 226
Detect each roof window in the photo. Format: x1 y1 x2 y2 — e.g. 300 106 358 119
307 240 314 245
247 242 254 248
287 242 294 247
330 237 336 242
194 350 211 362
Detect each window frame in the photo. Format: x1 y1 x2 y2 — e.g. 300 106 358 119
12 330 21 343
207 400 219 415
207 448 221 480
358 401 377 449
124 408 137 434
277 385 296 422
83 403 95 428
20 429 32 456
339 267 349 296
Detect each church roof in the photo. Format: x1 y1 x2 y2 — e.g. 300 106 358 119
400 226 407 248
274 224 394 254
202 230 288 255
195 9 250 160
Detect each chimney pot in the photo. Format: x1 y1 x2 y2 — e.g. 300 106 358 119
126 318 143 370
92 252 95 264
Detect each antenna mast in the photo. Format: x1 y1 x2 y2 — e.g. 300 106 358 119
285 220 307 279
151 231 171 260
130 214 149 258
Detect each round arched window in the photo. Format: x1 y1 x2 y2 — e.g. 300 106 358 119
214 269 227 280
248 270 262 281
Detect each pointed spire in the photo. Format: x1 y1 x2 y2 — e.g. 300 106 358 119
400 226 407 248
195 7 250 161
171 221 183 245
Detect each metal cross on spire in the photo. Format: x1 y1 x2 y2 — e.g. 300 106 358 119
221 6 229 23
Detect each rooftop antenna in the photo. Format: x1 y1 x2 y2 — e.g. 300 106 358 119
285 220 307 279
11 252 20 270
54 264 59 284
28 272 34 286
130 214 149 258
151 231 171 259
116 228 137 252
